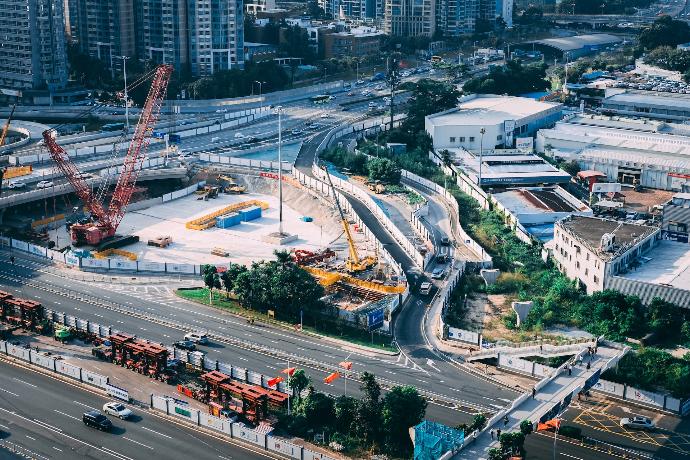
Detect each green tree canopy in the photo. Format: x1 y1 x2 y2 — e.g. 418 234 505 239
463 60 549 96
367 157 402 184
381 386 427 456
639 16 690 50
289 369 311 400
300 391 335 429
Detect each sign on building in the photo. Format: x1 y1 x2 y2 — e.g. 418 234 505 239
515 137 534 152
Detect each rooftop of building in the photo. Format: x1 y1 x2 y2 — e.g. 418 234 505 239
450 150 572 185
529 34 623 52
558 215 658 260
617 240 690 290
426 95 561 127
493 187 588 214
603 89 690 109
561 114 690 135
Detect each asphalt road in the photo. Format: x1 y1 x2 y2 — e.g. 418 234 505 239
0 359 271 460
524 431 621 460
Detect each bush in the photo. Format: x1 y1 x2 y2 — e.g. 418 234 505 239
603 348 690 398
519 420 533 436
503 311 518 330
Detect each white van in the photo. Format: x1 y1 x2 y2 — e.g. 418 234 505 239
184 332 209 344
419 282 432 296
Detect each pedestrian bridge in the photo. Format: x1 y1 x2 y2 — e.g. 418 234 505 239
465 340 593 362
456 341 629 459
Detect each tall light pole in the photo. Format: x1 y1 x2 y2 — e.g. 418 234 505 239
116 56 131 132
478 127 486 187
276 105 284 235
254 80 265 111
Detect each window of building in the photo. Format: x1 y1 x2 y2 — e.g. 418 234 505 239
585 268 589 276
469 136 475 142
576 261 580 269
459 137 465 142
497 135 502 141
586 253 589 261
450 137 456 143
593 275 599 284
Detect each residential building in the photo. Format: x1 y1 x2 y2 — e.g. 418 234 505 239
67 0 136 74
384 0 435 37
136 0 189 72
425 94 563 151
536 114 690 191
0 0 68 93
435 0 478 35
553 215 690 309
187 0 244 75
245 0 275 14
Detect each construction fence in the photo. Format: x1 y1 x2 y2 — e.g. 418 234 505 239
151 394 335 460
198 152 292 173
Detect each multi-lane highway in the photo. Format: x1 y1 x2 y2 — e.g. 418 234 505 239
0 360 272 460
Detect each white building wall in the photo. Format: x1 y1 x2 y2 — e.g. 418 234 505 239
427 123 504 150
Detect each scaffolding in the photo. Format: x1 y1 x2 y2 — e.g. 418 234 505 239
413 420 465 460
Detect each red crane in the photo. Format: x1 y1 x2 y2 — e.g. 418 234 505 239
43 65 173 246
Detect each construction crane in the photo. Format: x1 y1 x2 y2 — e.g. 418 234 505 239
43 65 174 246
0 104 16 147
322 165 376 273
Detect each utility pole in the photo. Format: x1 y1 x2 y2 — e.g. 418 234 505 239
478 127 486 186
387 53 400 130
254 81 266 111
121 56 130 132
276 106 284 235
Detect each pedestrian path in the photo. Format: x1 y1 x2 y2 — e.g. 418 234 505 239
458 343 627 459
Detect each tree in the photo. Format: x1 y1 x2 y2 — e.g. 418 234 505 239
279 25 316 63
202 265 221 291
301 391 335 429
401 79 460 137
289 369 310 400
487 448 503 460
333 395 357 433
440 149 452 166
639 16 690 50
520 419 533 435
220 263 247 297
381 386 427 456
463 60 549 96
647 297 682 339
367 157 401 184
499 431 526 457
561 160 581 177
644 46 690 72
354 372 382 445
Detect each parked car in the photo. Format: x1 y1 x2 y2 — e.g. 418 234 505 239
431 268 446 279
419 282 432 296
173 340 196 351
35 180 54 189
291 129 302 136
620 416 655 431
82 411 112 431
440 236 450 246
7 181 26 190
184 332 209 344
103 402 133 420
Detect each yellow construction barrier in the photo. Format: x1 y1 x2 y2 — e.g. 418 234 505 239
3 166 33 180
304 266 406 294
31 214 65 229
185 200 269 231
94 248 138 261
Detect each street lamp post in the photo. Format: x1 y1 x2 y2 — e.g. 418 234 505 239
276 106 284 235
254 81 265 112
116 56 131 132
478 127 486 186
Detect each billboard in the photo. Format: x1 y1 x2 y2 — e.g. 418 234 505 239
591 182 622 194
367 308 385 331
515 137 534 152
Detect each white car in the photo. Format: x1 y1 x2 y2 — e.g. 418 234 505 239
184 332 209 344
620 416 655 431
103 402 133 420
431 268 446 279
419 282 432 296
36 180 54 189
320 113 332 119
7 181 26 190
291 129 302 135
234 132 244 138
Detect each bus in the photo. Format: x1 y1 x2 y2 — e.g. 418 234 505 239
101 123 125 132
310 94 333 105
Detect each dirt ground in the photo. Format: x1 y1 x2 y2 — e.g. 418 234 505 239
620 188 675 212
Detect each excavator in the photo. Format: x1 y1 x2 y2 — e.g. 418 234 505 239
322 165 377 273
217 174 246 194
43 65 173 246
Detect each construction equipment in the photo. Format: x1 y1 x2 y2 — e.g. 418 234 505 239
218 175 246 194
196 185 220 200
54 324 71 342
366 180 386 194
110 332 174 382
0 104 16 147
148 235 172 248
322 166 377 272
293 248 336 266
43 65 173 246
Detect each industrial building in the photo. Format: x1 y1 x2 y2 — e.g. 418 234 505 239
320 30 383 59
553 215 690 309
536 114 690 191
521 34 623 60
0 0 68 94
600 88 690 122
662 193 690 243
440 149 572 187
425 94 563 151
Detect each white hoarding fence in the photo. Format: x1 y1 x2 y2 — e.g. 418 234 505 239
267 436 302 459
56 361 82 380
82 370 109 389
200 412 232 435
29 350 56 371
232 423 267 448
7 343 31 361
447 327 480 345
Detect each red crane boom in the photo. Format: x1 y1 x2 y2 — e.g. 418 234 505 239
42 64 173 246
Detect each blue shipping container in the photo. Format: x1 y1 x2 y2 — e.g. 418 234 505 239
216 212 242 228
239 206 262 222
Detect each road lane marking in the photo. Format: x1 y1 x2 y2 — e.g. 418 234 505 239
123 436 154 450
26 435 36 440
53 447 63 452
560 454 582 460
237 357 248 361
73 401 97 411
0 387 19 396
13 378 37 388
54 409 80 421
141 426 172 439
34 419 63 432
101 446 135 460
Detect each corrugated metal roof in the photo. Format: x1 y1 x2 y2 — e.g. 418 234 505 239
531 34 622 52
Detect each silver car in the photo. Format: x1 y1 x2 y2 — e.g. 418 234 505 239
620 416 655 431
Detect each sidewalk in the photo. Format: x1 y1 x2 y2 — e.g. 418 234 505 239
459 345 623 459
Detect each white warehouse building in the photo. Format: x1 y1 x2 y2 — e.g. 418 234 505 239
425 94 563 151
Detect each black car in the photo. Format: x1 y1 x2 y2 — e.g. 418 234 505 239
173 340 196 351
83 411 112 431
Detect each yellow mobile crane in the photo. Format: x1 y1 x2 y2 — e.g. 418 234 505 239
322 165 376 272
0 104 17 147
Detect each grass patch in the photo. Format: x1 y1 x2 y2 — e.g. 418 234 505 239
175 288 397 352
